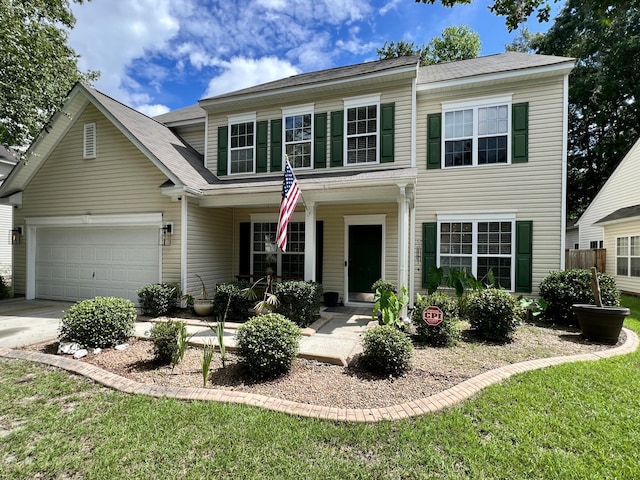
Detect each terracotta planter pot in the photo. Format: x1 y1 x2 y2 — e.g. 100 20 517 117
572 304 629 344
193 299 214 316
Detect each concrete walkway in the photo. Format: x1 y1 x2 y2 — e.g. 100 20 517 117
1 299 638 422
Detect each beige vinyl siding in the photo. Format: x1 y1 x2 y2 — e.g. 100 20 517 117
205 81 414 175
186 202 233 296
602 219 640 294
173 123 206 156
230 203 398 294
415 77 567 294
12 104 181 295
578 138 640 249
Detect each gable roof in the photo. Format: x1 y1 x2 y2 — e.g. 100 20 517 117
417 52 574 88
199 55 420 107
0 83 215 198
153 104 206 126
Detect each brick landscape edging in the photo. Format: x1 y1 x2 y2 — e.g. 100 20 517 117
1 327 637 423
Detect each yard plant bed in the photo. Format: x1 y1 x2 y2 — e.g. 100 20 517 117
24 321 621 409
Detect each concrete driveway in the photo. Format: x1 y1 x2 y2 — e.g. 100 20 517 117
0 299 73 348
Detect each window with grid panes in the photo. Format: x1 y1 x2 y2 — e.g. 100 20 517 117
285 113 312 169
230 121 254 174
443 100 510 168
346 105 377 164
617 236 640 277
252 222 305 278
438 219 514 290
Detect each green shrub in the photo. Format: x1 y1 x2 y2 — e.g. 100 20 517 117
371 278 396 293
149 320 187 365
466 288 518 342
0 276 12 300
275 281 323 327
235 313 301 379
59 297 136 348
212 281 252 321
137 283 178 317
539 269 620 326
412 292 461 347
359 325 413 376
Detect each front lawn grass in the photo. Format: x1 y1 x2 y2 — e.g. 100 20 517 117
1 296 639 479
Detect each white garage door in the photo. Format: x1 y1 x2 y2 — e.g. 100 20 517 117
36 226 160 303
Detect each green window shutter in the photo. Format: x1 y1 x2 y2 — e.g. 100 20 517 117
427 113 441 170
515 220 533 293
512 102 529 164
217 126 228 176
330 110 344 167
380 103 395 163
256 121 268 173
270 119 282 172
422 222 437 288
314 113 327 169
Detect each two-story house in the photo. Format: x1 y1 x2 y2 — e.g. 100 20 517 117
0 52 573 305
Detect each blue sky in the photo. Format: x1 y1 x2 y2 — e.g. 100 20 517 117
68 0 557 117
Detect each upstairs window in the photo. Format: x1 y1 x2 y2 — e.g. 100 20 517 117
228 113 256 174
344 94 380 165
283 105 313 169
443 96 511 168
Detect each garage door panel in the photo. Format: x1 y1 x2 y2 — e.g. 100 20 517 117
36 226 160 303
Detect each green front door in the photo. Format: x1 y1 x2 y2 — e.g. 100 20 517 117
348 224 382 294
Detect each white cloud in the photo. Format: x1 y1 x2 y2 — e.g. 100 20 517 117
137 104 171 117
379 0 401 15
203 57 299 98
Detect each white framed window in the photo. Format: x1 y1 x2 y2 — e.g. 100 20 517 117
617 235 640 277
344 94 380 165
228 112 256 174
283 104 314 169
438 213 515 290
250 214 305 278
442 96 511 168
83 123 96 159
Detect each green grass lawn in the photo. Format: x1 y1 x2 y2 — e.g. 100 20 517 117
2 297 640 479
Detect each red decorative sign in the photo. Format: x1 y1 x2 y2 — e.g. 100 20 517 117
423 306 443 326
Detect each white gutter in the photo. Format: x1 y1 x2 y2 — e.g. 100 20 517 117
560 73 569 271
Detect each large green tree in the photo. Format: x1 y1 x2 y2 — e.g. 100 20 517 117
529 0 640 219
377 25 481 66
0 0 98 147
416 0 630 32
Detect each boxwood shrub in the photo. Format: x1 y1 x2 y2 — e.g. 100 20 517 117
412 292 461 347
359 325 413 376
149 319 187 365
212 281 252 321
137 283 178 317
539 269 620 326
59 297 136 348
274 281 323 327
466 288 518 342
235 313 301 379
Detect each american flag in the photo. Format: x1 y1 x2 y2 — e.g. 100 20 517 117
277 159 302 252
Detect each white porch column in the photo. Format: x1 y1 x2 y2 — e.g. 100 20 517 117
304 201 316 281
397 184 410 292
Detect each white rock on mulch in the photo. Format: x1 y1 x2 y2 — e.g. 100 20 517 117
73 349 88 359
57 342 80 355
114 343 129 351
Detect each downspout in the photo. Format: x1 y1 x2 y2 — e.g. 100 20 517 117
560 73 569 271
181 194 188 301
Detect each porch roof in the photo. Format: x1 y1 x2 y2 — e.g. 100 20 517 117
194 167 418 208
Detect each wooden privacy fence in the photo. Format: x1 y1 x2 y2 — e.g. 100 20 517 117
565 249 606 272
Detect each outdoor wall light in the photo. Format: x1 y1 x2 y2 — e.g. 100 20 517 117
9 226 23 245
159 222 173 246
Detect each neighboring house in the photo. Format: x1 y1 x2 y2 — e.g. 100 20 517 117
0 146 17 279
0 52 573 305
566 220 579 250
576 138 640 293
